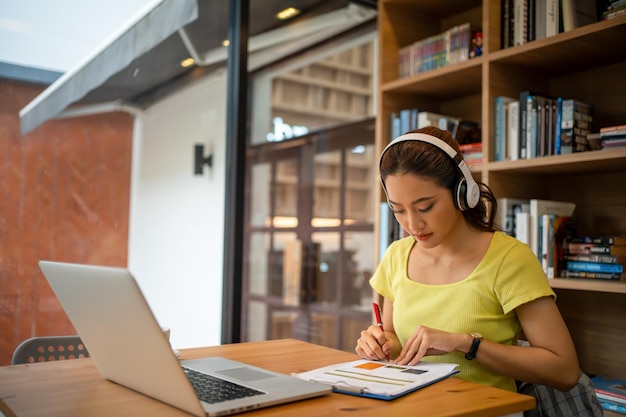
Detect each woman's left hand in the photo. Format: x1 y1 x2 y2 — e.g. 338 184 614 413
394 325 463 366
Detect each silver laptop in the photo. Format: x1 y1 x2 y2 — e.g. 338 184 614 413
38 260 330 417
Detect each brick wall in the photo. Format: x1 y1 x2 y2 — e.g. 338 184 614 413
0 80 133 365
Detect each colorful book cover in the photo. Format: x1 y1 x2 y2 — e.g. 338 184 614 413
566 261 623 274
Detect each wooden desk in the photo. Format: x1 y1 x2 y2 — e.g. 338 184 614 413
0 339 534 417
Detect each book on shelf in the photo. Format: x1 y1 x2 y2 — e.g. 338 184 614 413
514 0 530 46
591 375 626 405
564 253 625 264
535 0 559 40
417 111 461 136
563 270 623 280
560 99 594 154
459 141 483 166
497 198 530 237
397 22 475 78
561 0 599 32
292 359 459 400
566 260 623 274
566 242 626 256
494 96 516 161
519 91 557 159
515 211 531 245
519 91 532 159
390 108 419 138
501 0 515 48
569 235 626 245
540 214 575 278
599 398 626 415
529 199 576 260
507 100 520 160
602 3 626 20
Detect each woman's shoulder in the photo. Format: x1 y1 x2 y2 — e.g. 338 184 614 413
388 235 415 250
489 231 537 262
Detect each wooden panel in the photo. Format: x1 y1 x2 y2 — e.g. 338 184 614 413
555 289 626 379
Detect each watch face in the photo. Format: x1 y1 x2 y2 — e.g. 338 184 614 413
471 332 483 340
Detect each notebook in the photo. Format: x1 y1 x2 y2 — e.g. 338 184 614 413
38 260 331 417
292 359 459 400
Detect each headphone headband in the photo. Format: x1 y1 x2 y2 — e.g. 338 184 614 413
379 132 480 210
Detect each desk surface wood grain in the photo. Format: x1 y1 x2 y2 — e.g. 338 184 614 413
0 339 534 417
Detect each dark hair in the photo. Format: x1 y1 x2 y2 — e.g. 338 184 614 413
379 126 498 232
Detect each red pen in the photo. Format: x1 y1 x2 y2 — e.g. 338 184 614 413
372 302 390 361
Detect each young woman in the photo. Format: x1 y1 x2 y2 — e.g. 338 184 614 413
355 126 579 392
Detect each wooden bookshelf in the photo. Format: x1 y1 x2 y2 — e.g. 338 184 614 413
376 0 626 380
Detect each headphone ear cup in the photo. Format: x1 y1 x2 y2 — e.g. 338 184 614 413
455 178 468 211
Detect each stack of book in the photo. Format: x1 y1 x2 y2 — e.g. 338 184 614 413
587 124 626 150
492 94 597 162
459 142 482 166
562 235 626 281
591 375 626 415
601 1 626 20
398 23 479 78
389 109 461 139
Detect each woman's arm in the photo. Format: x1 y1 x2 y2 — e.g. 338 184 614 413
470 296 580 391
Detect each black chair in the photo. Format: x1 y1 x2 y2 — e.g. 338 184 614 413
12 335 89 365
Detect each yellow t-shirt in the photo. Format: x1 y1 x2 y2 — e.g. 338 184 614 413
370 231 555 392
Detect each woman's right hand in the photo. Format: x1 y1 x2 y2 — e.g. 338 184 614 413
355 325 394 361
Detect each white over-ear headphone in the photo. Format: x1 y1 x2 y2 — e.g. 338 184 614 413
379 132 480 211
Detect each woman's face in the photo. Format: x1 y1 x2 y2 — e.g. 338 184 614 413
384 173 460 248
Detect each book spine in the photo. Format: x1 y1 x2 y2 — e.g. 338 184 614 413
546 0 559 37
565 254 621 264
569 236 624 245
599 399 626 414
528 95 538 159
515 211 530 244
567 243 614 254
495 97 505 161
554 97 562 154
508 100 520 160
566 261 623 273
519 91 531 159
514 0 529 45
564 270 622 280
596 388 626 402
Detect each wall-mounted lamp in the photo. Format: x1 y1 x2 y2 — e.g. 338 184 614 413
194 144 213 175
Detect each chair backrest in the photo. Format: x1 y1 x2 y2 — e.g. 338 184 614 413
12 335 89 365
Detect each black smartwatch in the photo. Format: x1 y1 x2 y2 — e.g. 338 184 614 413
465 332 483 360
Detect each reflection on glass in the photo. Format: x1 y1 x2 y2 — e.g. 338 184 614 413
345 144 376 224
249 163 271 227
342 315 372 353
344 231 375 309
313 150 341 220
247 301 267 342
274 159 298 219
310 312 338 348
311 232 340 306
247 231 297 298
270 309 297 340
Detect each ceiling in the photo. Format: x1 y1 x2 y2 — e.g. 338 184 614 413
82 0 377 106
19 0 377 134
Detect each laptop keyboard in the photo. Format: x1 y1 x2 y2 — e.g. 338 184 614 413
182 367 265 404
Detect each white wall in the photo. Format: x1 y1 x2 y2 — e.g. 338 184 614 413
128 68 227 349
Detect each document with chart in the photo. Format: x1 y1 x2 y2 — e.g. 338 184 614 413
292 359 459 400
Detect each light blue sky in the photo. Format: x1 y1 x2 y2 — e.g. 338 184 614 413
0 0 152 71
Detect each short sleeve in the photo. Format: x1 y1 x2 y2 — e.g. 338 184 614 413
493 240 556 314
